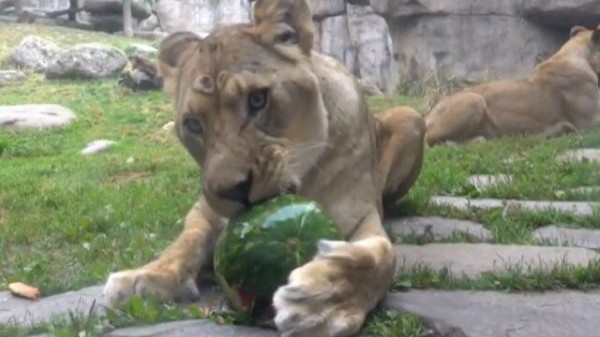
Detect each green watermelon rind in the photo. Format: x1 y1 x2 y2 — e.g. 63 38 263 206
213 194 341 309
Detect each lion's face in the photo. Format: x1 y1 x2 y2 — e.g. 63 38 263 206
158 1 328 217
569 25 600 74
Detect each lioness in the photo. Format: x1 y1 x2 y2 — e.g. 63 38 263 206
102 0 425 336
425 25 600 146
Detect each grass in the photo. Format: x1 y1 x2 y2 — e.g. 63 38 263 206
1 22 600 337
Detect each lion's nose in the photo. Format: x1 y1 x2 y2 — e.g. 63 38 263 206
216 173 252 206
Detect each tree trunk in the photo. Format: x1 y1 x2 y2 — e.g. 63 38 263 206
68 0 77 21
123 0 133 37
13 0 22 15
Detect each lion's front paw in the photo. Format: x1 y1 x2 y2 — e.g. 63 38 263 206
102 267 200 306
273 239 394 337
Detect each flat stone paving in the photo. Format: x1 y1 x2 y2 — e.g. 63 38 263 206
429 196 599 216
387 216 492 242
556 148 600 163
533 225 600 250
386 290 600 337
0 284 225 326
395 243 598 277
467 174 513 192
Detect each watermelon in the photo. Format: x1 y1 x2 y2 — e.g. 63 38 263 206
213 194 341 321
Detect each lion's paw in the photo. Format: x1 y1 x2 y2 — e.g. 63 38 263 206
102 268 200 306
272 240 385 337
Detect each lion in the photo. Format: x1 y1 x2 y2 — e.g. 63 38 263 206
102 1 426 336
425 24 600 146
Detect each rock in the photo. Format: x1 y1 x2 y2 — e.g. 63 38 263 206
0 284 225 325
0 70 26 86
153 0 252 37
523 0 600 30
557 149 600 163
7 35 60 72
138 13 159 32
533 225 600 249
124 43 158 59
346 4 397 93
388 15 564 88
467 174 513 192
388 216 492 242
107 320 276 337
81 139 116 155
429 196 600 217
45 43 127 80
385 290 600 337
82 0 152 21
395 243 598 277
308 0 346 20
162 121 176 134
357 78 384 96
0 104 75 130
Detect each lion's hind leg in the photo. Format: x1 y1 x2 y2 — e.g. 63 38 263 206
375 106 425 208
424 92 489 146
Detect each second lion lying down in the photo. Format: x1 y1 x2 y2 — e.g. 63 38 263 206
425 25 600 146
102 0 425 336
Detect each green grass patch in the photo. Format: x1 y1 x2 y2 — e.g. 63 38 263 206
394 260 600 292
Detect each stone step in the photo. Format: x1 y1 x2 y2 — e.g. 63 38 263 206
3 243 598 328
395 243 598 277
386 216 492 242
533 225 600 249
429 196 599 216
467 174 513 192
107 320 276 337
385 290 600 337
0 283 225 326
557 148 600 163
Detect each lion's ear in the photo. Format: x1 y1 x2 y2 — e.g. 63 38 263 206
158 32 202 96
251 0 315 55
570 25 587 38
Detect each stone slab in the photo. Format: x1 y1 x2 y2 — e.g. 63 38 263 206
0 70 26 86
395 243 598 277
108 319 276 337
467 174 513 192
0 104 76 130
387 216 492 242
557 149 600 163
0 284 225 326
533 225 600 249
385 290 600 337
429 196 600 216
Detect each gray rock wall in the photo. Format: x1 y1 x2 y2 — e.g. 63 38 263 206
373 0 600 87
151 0 397 93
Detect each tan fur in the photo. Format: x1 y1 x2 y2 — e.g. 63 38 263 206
425 25 600 146
103 1 425 336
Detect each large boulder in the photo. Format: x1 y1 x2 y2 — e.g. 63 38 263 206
45 43 127 80
523 0 600 29
389 16 565 86
7 36 60 72
377 0 581 88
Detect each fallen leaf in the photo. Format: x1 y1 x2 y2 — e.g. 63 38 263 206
8 282 41 300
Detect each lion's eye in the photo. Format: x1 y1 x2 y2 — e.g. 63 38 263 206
276 31 299 45
247 89 269 117
183 117 203 134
